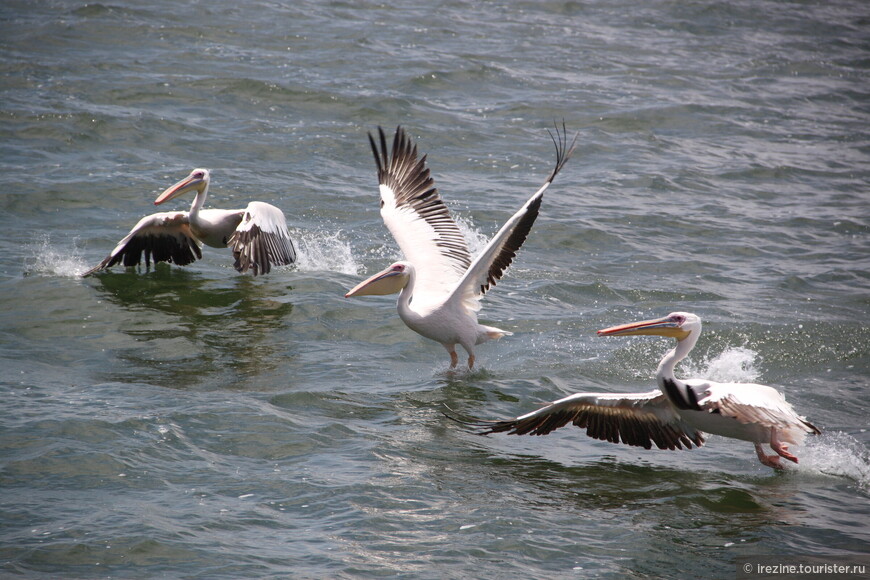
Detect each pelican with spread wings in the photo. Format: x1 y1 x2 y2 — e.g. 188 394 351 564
85 168 296 276
452 312 820 469
346 124 576 368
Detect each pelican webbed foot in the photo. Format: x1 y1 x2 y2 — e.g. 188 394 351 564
754 443 785 469
770 428 799 464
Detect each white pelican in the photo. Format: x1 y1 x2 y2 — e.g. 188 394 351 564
453 312 820 470
84 168 296 276
345 124 576 369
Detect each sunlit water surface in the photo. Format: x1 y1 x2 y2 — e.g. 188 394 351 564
1 1 868 578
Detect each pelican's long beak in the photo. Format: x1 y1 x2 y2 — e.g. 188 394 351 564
597 315 690 341
154 172 205 205
345 266 408 297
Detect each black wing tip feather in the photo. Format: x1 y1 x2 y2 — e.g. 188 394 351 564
803 418 822 436
368 125 432 192
368 125 413 183
441 406 513 436
368 125 395 181
82 257 111 277
367 131 382 177
545 119 579 184
442 404 569 437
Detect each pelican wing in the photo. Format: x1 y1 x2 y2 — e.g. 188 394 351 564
370 126 472 301
451 390 706 451
450 122 577 311
227 201 297 276
692 380 821 440
83 212 201 276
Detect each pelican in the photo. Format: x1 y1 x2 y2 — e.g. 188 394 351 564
84 168 296 276
345 124 576 369
453 312 820 470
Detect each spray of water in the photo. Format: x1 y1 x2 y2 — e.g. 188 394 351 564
25 229 362 278
293 229 361 275
454 213 489 258
684 346 761 384
24 234 90 278
800 431 870 491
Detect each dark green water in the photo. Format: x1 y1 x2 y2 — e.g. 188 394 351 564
1 1 868 578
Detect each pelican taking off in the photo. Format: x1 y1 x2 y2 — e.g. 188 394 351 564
454 312 819 469
84 168 296 276
345 124 576 369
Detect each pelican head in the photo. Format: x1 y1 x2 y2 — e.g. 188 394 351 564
345 261 412 297
154 168 210 205
597 311 700 342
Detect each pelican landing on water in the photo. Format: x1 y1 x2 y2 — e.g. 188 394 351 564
84 168 296 277
450 312 820 470
345 124 577 369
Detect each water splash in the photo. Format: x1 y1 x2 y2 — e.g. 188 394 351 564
455 214 489 258
681 348 869 490
294 229 361 275
24 234 90 277
684 346 761 383
798 430 870 491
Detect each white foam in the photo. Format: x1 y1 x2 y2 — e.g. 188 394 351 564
685 346 761 384
293 229 361 276
24 234 91 278
798 430 870 490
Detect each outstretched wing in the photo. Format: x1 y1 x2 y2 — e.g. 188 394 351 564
228 201 296 276
83 212 201 276
448 389 706 451
370 126 472 301
450 121 577 312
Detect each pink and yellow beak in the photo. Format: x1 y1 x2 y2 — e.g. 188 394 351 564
154 170 207 206
345 264 409 297
597 314 691 341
